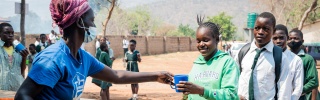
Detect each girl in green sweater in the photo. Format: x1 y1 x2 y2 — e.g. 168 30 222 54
176 20 240 100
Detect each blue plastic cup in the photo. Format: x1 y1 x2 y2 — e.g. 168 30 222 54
170 74 188 92
15 43 25 52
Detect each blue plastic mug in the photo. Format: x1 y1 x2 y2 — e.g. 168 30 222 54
15 43 25 52
170 74 188 92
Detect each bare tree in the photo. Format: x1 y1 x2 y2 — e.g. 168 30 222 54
20 0 26 45
298 0 318 30
102 0 116 36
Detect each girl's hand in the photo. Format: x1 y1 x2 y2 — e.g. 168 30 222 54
176 81 204 95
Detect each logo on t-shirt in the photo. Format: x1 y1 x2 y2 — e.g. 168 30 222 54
72 72 85 100
194 71 219 81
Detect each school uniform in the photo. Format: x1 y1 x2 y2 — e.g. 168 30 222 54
283 49 304 100
125 50 140 72
36 41 49 52
99 51 113 89
27 53 38 73
297 50 319 100
188 50 240 100
237 40 291 100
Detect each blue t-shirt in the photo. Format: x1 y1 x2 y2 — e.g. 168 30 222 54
28 40 105 100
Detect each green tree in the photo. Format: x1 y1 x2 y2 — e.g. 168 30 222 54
206 12 237 41
178 24 195 38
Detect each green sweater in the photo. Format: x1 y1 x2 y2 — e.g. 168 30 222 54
298 50 319 94
188 50 240 100
99 51 113 67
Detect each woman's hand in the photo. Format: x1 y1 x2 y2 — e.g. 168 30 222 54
176 81 204 95
156 71 174 84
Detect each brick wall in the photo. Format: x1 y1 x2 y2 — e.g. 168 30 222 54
20 34 197 58
147 36 165 55
165 37 179 53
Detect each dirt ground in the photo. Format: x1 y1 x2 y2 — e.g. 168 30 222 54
80 51 320 100
81 51 200 100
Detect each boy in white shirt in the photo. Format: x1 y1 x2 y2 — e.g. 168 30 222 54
272 24 304 100
237 12 291 100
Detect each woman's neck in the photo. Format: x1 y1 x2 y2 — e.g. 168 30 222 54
63 30 83 59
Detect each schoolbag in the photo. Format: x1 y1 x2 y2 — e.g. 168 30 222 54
238 43 282 100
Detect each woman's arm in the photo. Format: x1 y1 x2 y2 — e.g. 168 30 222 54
91 66 173 84
15 77 45 100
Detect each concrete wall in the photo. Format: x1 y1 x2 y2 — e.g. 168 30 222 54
20 34 197 58
302 20 320 43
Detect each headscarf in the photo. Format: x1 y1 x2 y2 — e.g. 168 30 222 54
50 0 90 34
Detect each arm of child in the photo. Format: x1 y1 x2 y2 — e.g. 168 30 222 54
137 53 141 62
200 58 240 100
176 58 240 100
302 56 319 94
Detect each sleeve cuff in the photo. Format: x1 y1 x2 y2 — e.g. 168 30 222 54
201 88 211 99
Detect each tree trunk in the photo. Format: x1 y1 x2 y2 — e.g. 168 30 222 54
102 0 116 37
20 0 26 45
298 0 318 30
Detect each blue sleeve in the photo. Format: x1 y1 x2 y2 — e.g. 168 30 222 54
28 57 62 88
86 51 105 76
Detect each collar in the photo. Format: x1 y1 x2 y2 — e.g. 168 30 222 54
0 39 4 47
297 49 305 56
0 39 15 48
59 39 83 65
39 41 48 46
249 39 274 53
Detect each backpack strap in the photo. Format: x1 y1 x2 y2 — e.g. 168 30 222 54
273 45 282 100
238 43 251 72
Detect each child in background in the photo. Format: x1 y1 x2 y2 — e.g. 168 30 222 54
124 39 141 100
27 44 38 73
99 43 113 100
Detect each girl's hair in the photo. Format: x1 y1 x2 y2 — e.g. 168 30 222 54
197 15 221 40
100 43 108 51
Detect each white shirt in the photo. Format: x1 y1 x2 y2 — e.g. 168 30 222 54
35 41 40 46
49 33 57 43
236 40 291 100
95 41 100 49
108 48 114 58
123 39 129 48
283 49 304 100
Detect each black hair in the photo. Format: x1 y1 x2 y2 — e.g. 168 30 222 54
40 34 46 37
130 39 136 44
0 23 12 33
289 28 303 39
196 15 220 41
100 43 108 51
275 24 288 37
29 44 36 48
258 12 276 28
198 22 221 41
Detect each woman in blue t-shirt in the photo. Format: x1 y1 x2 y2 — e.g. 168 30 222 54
14 0 173 99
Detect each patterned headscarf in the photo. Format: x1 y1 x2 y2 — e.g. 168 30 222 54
50 0 90 34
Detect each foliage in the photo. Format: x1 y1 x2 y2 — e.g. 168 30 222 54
206 12 237 41
178 24 195 38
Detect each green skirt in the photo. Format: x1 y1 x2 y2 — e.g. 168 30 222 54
100 81 112 89
126 61 139 72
